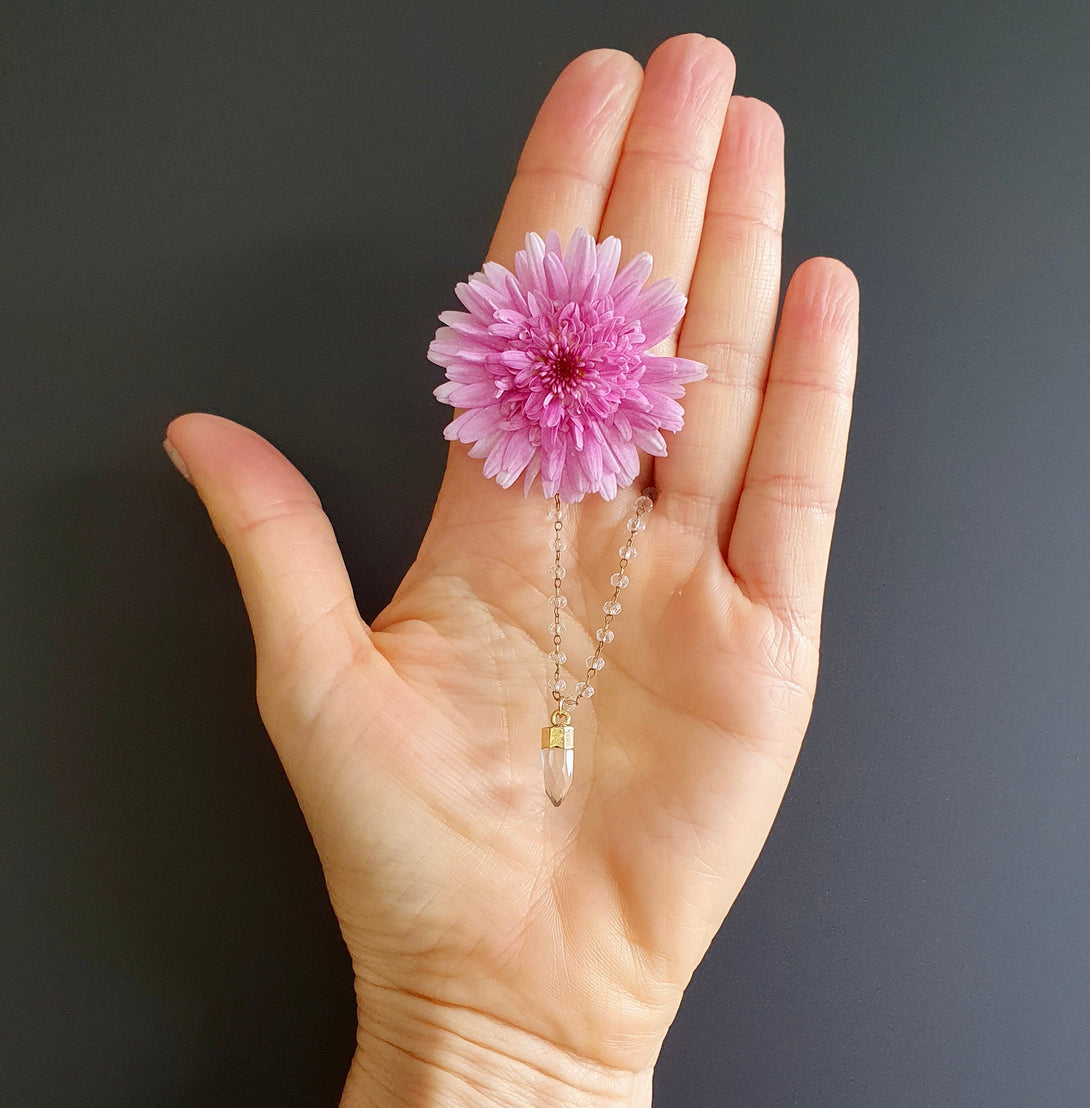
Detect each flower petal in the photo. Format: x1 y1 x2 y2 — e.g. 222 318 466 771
543 251 569 301
563 227 598 302
594 235 622 290
579 434 604 486
445 405 503 443
437 381 503 407
455 279 502 319
631 279 687 347
481 260 517 299
437 310 501 343
609 252 654 312
659 355 708 383
521 452 541 496
515 232 547 295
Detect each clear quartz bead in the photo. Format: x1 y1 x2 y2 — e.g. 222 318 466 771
560 696 577 713
553 565 566 580
635 495 654 514
547 676 567 692
542 747 574 807
551 594 568 609
547 507 565 523
610 573 630 589
603 599 622 616
552 537 567 551
547 650 566 664
576 682 595 699
548 621 564 635
586 655 605 671
626 517 647 534
596 628 615 644
620 544 637 559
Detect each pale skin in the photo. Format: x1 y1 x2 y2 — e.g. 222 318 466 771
164 34 859 1107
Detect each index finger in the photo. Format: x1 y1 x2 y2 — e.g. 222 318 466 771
439 50 642 503
486 49 643 266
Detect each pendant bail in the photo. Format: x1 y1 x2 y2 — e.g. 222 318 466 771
542 721 574 749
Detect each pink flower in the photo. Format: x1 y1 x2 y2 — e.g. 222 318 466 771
429 228 707 502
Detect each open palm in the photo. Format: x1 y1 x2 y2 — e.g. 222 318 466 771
167 35 858 1106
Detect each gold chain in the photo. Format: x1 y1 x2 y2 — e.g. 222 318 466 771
546 488 656 723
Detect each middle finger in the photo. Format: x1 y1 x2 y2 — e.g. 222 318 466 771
599 34 736 294
590 34 736 520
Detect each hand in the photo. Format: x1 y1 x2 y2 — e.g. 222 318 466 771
165 34 858 1108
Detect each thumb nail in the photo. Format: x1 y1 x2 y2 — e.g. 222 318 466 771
163 438 193 484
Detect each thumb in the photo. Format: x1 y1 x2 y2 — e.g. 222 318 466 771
164 413 370 686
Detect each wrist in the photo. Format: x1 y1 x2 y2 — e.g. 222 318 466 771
340 983 654 1108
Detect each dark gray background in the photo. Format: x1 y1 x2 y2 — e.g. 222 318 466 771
3 1 1088 1104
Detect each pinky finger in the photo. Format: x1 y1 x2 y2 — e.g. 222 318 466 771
726 257 859 634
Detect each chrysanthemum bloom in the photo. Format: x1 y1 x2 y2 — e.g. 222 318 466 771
429 228 707 502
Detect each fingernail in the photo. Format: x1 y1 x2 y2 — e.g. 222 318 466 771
163 438 192 484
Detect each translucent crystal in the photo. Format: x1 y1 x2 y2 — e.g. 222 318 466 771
547 650 567 664
635 495 654 514
552 537 567 551
551 594 568 609
586 655 605 671
546 676 567 692
596 628 615 644
548 621 565 635
603 599 622 616
560 696 577 713
626 516 647 534
576 682 595 698
553 565 566 580
620 544 637 559
547 507 565 523
542 747 573 806
610 573 630 589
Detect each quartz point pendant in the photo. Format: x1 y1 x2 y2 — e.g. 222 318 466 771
541 746 574 807
541 723 574 806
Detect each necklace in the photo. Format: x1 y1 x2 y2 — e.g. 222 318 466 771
428 228 706 807
540 489 655 805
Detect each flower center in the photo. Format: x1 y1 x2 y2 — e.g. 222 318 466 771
547 348 583 384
